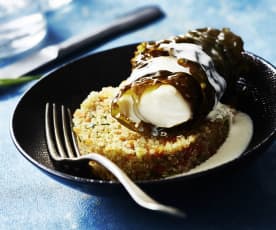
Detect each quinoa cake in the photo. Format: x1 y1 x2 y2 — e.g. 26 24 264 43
73 86 233 181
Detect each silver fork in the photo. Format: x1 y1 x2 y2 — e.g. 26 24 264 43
45 103 186 218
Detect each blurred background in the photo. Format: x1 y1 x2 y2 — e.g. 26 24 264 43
1 0 276 66
1 0 276 229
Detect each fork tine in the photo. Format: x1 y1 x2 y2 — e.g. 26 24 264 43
45 103 60 160
61 105 76 158
67 108 81 157
52 103 67 158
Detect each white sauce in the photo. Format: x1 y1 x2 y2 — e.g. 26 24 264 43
167 110 253 178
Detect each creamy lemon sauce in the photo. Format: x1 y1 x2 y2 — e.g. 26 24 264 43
168 110 253 178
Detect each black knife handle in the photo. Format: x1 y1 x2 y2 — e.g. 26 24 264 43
58 5 165 58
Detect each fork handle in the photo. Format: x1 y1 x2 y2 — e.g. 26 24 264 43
76 153 185 217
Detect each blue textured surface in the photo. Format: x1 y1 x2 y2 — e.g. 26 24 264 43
1 0 276 229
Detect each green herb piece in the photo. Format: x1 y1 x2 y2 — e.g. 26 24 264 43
0 75 40 88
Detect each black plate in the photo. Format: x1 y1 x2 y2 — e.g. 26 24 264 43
10 44 276 196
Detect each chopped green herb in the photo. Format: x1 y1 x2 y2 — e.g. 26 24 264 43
0 75 40 88
100 123 110 125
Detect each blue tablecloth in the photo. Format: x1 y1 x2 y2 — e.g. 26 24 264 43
1 1 276 229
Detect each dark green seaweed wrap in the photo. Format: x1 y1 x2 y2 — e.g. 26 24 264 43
111 28 245 137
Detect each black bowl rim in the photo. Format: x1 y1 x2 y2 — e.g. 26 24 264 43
10 44 276 186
